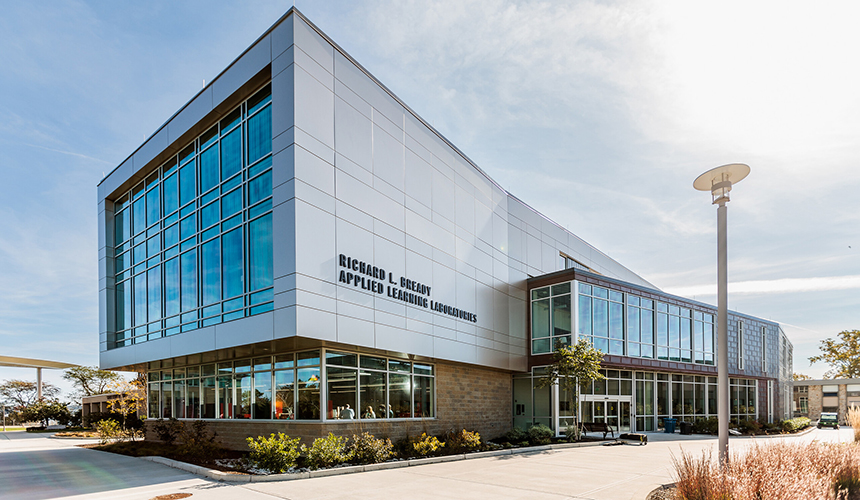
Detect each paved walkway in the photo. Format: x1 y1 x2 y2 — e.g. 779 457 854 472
0 427 855 500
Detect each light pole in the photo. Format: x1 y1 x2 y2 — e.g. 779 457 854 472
694 163 750 465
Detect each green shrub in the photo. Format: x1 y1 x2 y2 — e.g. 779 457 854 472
692 417 719 435
445 429 481 453
350 432 393 464
246 433 301 473
781 417 811 432
528 424 553 445
152 418 183 445
759 419 781 434
304 432 351 469
177 420 222 460
737 418 762 435
95 419 120 445
504 427 528 444
412 433 445 456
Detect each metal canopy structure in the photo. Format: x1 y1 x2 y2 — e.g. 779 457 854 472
0 356 78 400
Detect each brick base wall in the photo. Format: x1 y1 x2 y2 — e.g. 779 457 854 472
144 361 513 450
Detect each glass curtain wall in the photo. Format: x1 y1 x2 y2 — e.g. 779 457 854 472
146 349 435 421
112 84 274 348
531 281 716 366
516 368 759 432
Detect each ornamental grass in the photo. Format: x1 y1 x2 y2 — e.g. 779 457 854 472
673 441 860 500
849 407 860 443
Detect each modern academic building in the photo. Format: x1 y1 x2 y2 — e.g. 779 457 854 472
97 9 793 449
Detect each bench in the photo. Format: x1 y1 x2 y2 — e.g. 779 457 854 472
581 421 615 439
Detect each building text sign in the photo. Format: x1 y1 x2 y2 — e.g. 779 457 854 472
338 254 477 323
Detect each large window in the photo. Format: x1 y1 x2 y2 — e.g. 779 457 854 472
146 349 435 421
111 84 273 348
531 283 572 354
577 284 624 355
730 378 757 422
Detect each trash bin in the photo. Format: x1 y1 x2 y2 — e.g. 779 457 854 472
680 421 693 435
664 418 677 433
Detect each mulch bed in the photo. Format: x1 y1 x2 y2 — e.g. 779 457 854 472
79 441 248 473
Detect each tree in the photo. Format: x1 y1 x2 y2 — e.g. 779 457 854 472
62 366 121 400
0 379 60 409
809 330 860 378
793 373 813 381
16 400 71 428
105 377 147 440
535 338 605 441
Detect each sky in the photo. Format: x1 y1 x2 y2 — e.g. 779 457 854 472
0 0 857 399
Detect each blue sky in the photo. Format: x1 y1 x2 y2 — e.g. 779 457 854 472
1 0 857 398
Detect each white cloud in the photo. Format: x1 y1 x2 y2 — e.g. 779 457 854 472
665 274 860 297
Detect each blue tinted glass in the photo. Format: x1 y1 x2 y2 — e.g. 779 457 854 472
222 228 243 299
134 273 147 326
248 170 271 207
248 199 271 220
133 197 145 234
249 213 273 291
200 145 219 193
202 238 221 305
179 145 194 165
641 309 654 344
164 257 180 317
200 126 218 151
179 161 196 206
220 108 241 133
180 250 197 312
248 86 271 115
164 211 179 227
578 295 592 336
221 127 241 180
147 266 161 321
222 188 242 219
593 299 608 338
146 235 161 258
164 224 179 249
163 173 178 215
201 200 220 229
657 313 668 346
222 213 242 232
133 243 145 265
248 155 271 179
146 186 160 226
115 252 126 273
164 245 179 260
180 215 196 241
247 105 271 165
116 282 128 331
115 209 129 246
250 288 273 305
221 172 242 193
201 226 219 243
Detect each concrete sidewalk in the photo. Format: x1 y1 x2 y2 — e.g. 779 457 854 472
0 427 853 499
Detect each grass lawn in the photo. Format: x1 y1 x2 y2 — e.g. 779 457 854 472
1 427 25 432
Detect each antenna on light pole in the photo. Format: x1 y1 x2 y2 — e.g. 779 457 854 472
694 163 750 466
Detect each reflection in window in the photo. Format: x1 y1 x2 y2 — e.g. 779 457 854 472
111 84 273 348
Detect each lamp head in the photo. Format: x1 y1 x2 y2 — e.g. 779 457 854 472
694 163 750 205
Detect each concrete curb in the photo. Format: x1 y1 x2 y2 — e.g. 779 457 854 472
138 441 610 482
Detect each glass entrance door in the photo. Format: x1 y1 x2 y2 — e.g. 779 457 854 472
581 397 632 433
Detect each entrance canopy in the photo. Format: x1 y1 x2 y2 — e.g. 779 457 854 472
0 356 78 400
0 356 78 370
